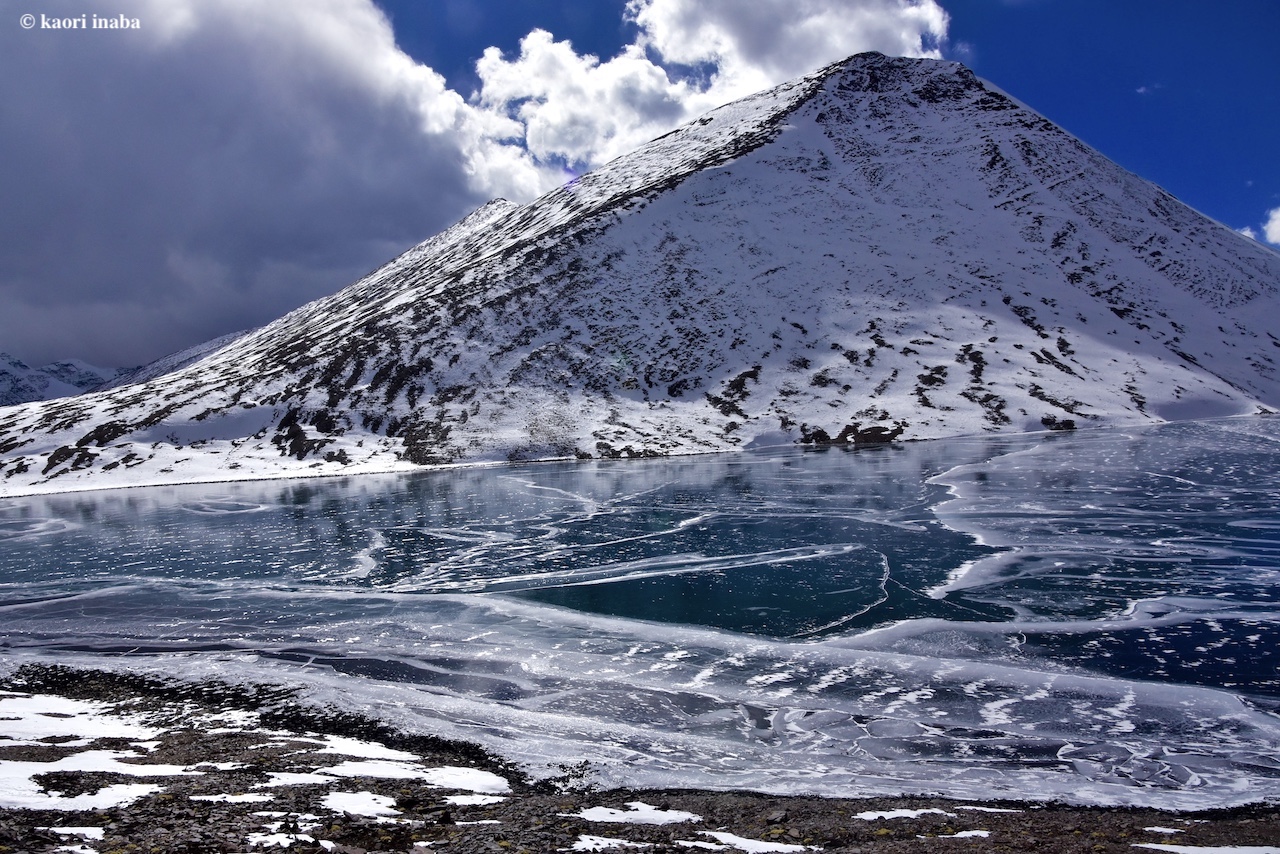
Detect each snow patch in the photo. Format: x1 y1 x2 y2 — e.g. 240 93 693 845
321 790 401 817
568 801 702 825
695 831 817 852
570 835 655 851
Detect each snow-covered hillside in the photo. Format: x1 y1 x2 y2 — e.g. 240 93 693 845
2 53 1278 495
96 328 254 391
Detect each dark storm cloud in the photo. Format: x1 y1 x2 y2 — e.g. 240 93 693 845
0 0 508 367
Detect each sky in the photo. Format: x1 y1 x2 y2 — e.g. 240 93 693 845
1 0 1276 369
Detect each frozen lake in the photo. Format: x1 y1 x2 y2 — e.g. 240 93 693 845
2 417 1279 808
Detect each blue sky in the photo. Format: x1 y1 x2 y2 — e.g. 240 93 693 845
376 0 1278 233
942 0 1278 240
1 0 1276 368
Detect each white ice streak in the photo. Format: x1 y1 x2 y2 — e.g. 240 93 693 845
468 544 858 594
347 531 386 579
255 763 509 794
926 830 990 839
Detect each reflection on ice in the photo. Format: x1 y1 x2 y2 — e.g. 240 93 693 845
0 516 80 541
181 500 268 515
0 442 1004 636
1 418 1279 808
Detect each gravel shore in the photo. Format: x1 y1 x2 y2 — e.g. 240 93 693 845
1 665 1276 854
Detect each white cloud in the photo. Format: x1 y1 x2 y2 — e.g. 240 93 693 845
1240 226 1259 240
476 31 696 168
1264 207 1280 245
630 0 947 87
477 0 950 169
122 0 550 199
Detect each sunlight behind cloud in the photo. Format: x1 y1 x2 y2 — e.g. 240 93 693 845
475 32 696 169
476 0 949 173
1264 207 1280 245
629 0 948 83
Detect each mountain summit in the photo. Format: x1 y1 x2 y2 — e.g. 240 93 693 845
2 53 1278 494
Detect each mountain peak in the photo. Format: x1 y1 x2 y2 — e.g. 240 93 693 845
1 56 1277 495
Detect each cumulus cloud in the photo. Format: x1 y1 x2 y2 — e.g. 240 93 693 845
478 0 949 168
630 0 947 86
476 32 696 169
1265 207 1280 245
1 0 948 367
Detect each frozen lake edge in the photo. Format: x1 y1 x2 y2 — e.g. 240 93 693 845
1 663 1278 854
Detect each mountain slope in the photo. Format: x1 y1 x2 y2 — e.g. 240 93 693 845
96 328 255 392
2 53 1278 495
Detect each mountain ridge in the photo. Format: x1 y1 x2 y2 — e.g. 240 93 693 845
0 354 133 408
2 52 1278 495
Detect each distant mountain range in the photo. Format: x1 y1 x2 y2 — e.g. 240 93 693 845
0 330 253 408
2 52 1277 495
0 354 127 408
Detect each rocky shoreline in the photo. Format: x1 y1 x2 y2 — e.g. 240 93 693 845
1 665 1277 854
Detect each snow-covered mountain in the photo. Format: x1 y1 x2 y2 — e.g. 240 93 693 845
0 354 131 407
2 53 1278 495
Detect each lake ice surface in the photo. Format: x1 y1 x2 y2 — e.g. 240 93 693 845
1 418 1278 808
